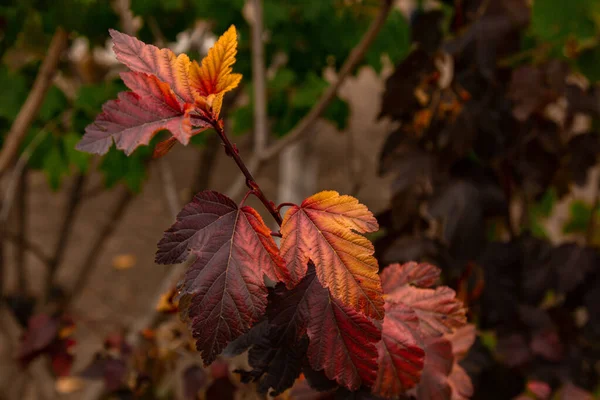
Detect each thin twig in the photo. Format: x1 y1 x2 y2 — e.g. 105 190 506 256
65 188 134 304
46 173 87 298
3 232 52 266
210 120 282 225
0 129 50 221
157 160 180 219
0 28 68 177
226 0 394 199
112 0 136 36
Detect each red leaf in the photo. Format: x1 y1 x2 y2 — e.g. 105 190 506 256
305 266 381 391
155 191 287 364
381 263 466 337
526 380 551 399
372 302 425 398
414 336 454 400
380 262 441 293
389 286 466 337
280 191 384 320
448 363 473 400
109 29 198 104
18 314 59 365
76 72 203 155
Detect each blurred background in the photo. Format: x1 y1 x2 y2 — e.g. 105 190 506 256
0 0 600 399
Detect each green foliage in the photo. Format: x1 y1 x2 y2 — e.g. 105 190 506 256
531 0 598 44
528 189 557 238
0 66 28 121
529 0 600 81
563 200 598 234
366 10 411 73
99 146 150 193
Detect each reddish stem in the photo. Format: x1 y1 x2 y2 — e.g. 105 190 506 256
240 189 253 207
276 202 297 213
209 119 283 226
270 231 282 238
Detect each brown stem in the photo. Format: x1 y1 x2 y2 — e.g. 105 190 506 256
210 120 282 225
46 174 87 298
16 168 28 294
586 174 600 245
226 0 394 199
0 28 68 177
65 188 134 304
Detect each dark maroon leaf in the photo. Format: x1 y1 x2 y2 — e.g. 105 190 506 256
155 190 286 365
18 314 59 365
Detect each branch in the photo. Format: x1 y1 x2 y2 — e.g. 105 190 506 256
226 0 394 198
46 174 87 298
112 0 136 36
0 28 68 177
15 169 28 293
65 188 134 304
157 160 180 219
251 0 268 155
3 232 52 266
210 120 282 225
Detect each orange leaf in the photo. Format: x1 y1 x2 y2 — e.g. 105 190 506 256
109 29 197 104
190 25 242 115
280 191 384 319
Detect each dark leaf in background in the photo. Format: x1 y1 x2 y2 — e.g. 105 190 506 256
380 262 441 293
378 49 435 121
182 365 207 400
205 377 235 400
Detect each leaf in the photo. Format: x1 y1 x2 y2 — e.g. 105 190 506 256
563 200 594 234
413 336 454 400
99 146 150 192
240 334 308 396
155 191 287 364
112 254 136 270
108 28 197 104
305 267 381 391
380 262 441 294
390 286 466 337
75 72 197 155
77 26 241 156
280 191 384 319
182 365 208 400
382 263 466 337
189 25 242 117
0 66 27 121
372 302 425 398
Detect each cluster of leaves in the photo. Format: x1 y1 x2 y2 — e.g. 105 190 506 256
72 25 472 398
374 0 600 398
18 313 76 377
